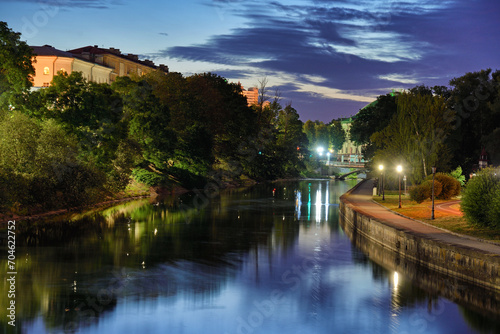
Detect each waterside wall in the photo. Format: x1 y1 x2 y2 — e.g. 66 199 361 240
339 182 500 295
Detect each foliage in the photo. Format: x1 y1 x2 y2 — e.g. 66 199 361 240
447 69 500 175
0 112 105 211
329 119 346 151
450 166 466 186
302 120 331 152
0 21 35 106
349 93 398 162
409 180 442 203
131 168 166 187
425 173 461 199
461 168 500 228
371 91 454 184
409 184 429 204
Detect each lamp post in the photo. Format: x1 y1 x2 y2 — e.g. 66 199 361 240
397 165 403 208
431 166 436 220
378 164 385 200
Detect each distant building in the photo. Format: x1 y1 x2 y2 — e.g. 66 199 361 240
241 86 259 106
31 45 113 88
30 44 169 89
69 45 168 82
335 117 365 164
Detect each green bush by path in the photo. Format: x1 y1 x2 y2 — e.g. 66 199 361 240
461 168 500 228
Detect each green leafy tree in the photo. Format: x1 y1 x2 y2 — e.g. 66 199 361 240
329 119 346 151
275 104 308 176
33 71 126 168
447 69 500 175
0 21 35 106
372 91 454 184
350 93 398 161
350 93 398 145
113 76 175 182
461 168 500 228
450 166 466 186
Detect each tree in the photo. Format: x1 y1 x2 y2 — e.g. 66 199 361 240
447 69 499 175
32 71 126 170
275 104 308 175
329 119 346 152
350 93 398 161
113 76 175 173
0 21 35 106
371 91 454 184
350 93 398 146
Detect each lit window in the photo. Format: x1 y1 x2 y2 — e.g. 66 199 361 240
60 68 66 73
43 67 50 75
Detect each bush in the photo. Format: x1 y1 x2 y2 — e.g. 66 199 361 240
461 168 500 227
131 168 165 187
426 173 461 199
409 180 442 203
409 184 430 203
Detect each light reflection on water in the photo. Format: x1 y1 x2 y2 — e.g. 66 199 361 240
2 180 500 334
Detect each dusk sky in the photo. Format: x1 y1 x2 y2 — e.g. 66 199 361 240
2 0 499 121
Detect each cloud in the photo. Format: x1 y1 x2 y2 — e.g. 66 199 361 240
160 0 500 119
0 0 119 9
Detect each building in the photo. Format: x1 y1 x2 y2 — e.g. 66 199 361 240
335 117 365 164
241 86 259 106
31 45 113 88
30 45 169 89
69 46 168 82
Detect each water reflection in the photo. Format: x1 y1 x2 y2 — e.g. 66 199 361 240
1 180 499 333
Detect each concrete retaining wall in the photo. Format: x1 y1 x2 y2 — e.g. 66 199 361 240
339 184 500 292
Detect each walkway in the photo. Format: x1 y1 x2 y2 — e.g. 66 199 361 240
342 180 500 256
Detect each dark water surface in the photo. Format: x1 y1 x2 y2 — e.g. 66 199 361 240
2 180 500 334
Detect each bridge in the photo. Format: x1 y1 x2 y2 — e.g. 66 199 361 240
335 168 367 180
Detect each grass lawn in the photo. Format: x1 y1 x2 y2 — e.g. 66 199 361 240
372 191 500 243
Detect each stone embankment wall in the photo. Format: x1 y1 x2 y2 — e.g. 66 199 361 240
339 183 500 292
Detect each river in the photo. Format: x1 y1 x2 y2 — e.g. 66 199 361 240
1 179 500 333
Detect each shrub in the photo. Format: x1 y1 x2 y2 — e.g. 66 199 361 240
409 180 442 203
409 184 430 203
426 173 461 199
461 168 500 227
131 168 165 187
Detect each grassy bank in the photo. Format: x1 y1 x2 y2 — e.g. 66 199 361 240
372 191 500 243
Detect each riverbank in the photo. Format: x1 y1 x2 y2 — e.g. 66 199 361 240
339 179 500 291
372 192 500 242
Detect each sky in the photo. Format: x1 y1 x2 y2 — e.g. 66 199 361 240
1 0 499 122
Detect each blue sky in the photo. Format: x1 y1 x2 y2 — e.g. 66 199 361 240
1 0 499 121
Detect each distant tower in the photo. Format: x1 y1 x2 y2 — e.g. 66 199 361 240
478 148 489 169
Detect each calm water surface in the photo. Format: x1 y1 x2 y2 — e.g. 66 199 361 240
2 180 500 334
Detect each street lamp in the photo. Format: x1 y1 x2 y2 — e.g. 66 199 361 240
378 164 385 200
397 165 403 208
431 166 437 220
317 146 324 156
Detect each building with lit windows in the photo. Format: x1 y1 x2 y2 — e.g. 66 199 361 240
30 45 169 89
31 45 113 88
241 86 259 106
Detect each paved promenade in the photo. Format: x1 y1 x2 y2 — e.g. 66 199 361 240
342 180 500 256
